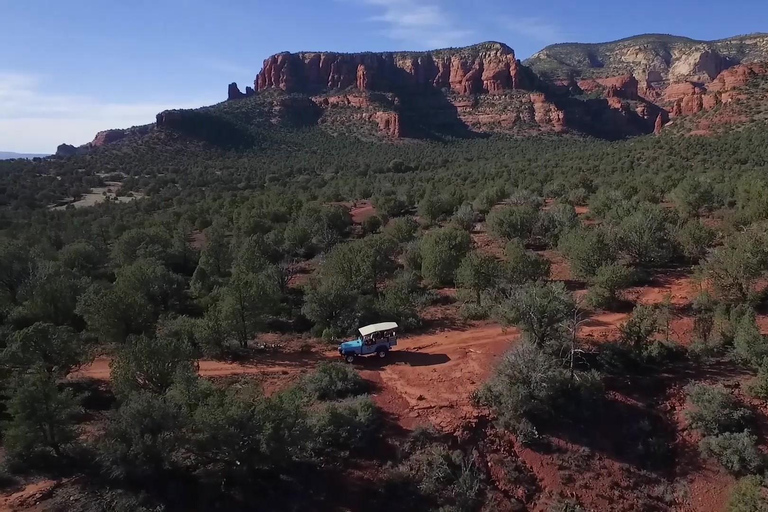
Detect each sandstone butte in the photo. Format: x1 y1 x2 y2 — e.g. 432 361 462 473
254 42 536 95
222 39 768 139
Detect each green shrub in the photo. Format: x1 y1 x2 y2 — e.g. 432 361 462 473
486 205 538 241
451 203 477 231
308 396 381 454
504 239 551 284
400 445 485 512
676 219 716 263
728 476 768 512
700 431 765 475
494 282 574 348
300 362 368 401
733 313 768 368
616 202 676 267
537 203 579 246
476 342 603 433
586 263 634 309
686 385 753 436
4 370 82 471
420 227 472 287
384 217 419 244
558 226 617 280
749 359 768 399
456 251 502 306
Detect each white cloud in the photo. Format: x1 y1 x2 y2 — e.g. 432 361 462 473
0 72 212 154
358 0 474 48
502 17 564 44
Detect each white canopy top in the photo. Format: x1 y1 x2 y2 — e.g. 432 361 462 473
359 322 399 337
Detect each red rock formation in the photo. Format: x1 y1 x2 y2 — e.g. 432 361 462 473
654 114 663 135
91 129 127 147
709 63 767 92
228 82 245 100
371 112 401 137
255 43 534 95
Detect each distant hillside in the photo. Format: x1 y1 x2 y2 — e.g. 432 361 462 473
525 33 768 81
0 151 49 160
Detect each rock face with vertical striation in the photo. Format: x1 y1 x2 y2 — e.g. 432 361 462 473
255 42 534 95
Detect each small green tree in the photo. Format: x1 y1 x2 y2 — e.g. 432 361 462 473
616 203 675 267
486 205 539 241
700 431 765 476
4 370 81 466
451 203 477 232
218 269 281 348
456 251 502 306
676 219 716 263
495 282 574 348
586 263 634 309
701 230 768 304
537 203 579 247
1 322 89 376
558 226 617 280
384 217 419 244
686 385 753 436
420 227 472 287
733 313 768 368
112 333 197 398
504 239 550 284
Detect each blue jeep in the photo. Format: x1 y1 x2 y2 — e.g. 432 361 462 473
338 322 399 363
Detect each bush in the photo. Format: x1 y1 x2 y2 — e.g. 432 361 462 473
558 226 617 280
300 362 368 401
537 203 579 247
362 215 383 234
476 342 603 433
504 239 551 284
111 333 197 398
4 370 82 471
701 229 768 304
400 444 485 512
486 204 538 241
473 186 507 215
700 431 765 475
494 282 574 348
585 263 634 309
616 203 676 267
456 251 502 306
733 313 768 368
308 396 381 455
451 203 477 231
420 227 472 287
686 385 753 436
748 359 768 399
728 476 768 512
375 271 425 330
676 219 716 263
98 390 187 481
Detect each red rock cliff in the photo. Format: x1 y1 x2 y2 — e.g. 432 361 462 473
255 42 535 95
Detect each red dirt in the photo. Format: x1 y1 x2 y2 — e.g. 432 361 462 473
0 480 59 512
59 259 754 511
349 200 377 224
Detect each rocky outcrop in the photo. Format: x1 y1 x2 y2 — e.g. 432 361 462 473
654 114 664 134
255 42 534 96
227 82 256 101
91 129 127 147
55 144 79 158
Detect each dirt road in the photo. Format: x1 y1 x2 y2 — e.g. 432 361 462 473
73 324 518 432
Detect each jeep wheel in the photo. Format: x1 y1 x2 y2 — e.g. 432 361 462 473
377 349 387 358
345 354 355 364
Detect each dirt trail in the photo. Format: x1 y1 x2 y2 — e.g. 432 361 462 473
73 325 517 432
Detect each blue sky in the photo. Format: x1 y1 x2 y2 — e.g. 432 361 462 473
1 0 765 153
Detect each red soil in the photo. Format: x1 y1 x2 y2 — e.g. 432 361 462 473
59 258 755 511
